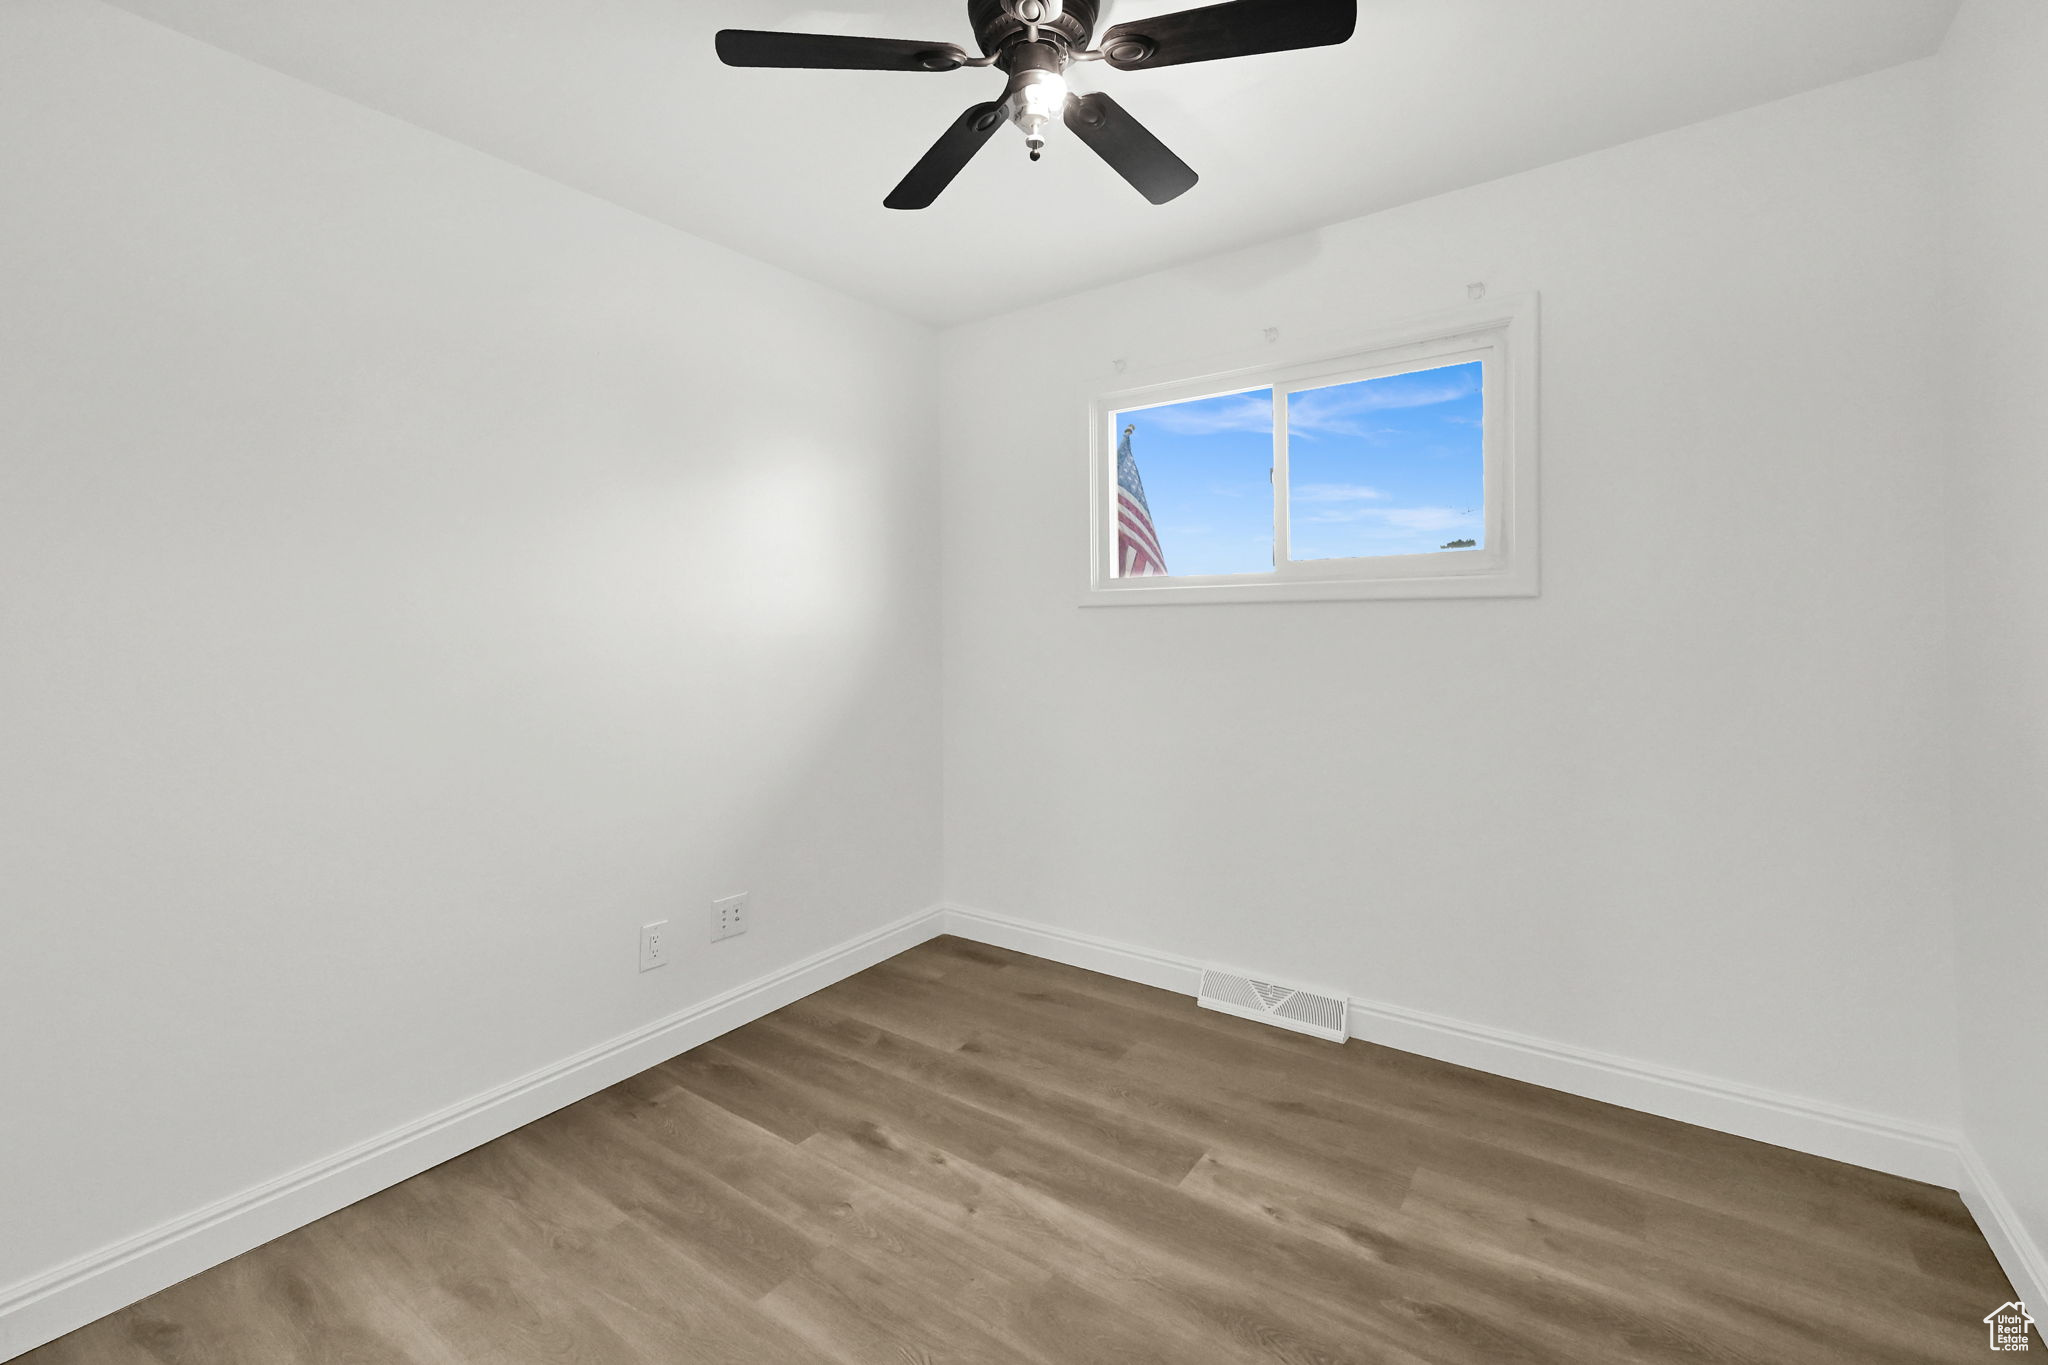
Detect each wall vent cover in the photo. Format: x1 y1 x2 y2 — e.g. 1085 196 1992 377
1197 968 1348 1043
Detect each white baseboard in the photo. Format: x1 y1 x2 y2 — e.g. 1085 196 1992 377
943 904 1203 997
1960 1143 2048 1314
1337 992 1960 1187
0 906 946 1362
940 905 1960 1188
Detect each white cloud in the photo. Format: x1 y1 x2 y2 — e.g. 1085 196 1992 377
1287 370 1481 438
1297 504 1477 530
1294 508 1376 524
1138 394 1271 436
1381 506 1475 532
1292 483 1384 504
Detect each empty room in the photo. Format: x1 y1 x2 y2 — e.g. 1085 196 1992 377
3 0 2044 1360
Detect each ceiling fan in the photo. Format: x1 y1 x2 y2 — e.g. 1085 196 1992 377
715 0 1357 210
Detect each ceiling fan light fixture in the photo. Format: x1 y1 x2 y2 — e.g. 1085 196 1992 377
1007 68 1069 160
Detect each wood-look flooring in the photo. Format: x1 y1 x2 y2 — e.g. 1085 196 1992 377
21 936 2031 1364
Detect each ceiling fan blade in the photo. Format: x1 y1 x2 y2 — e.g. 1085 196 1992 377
885 102 1007 210
1063 93 1198 204
715 29 970 72
1098 0 1356 71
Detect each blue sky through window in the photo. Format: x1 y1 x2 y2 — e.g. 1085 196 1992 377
1116 387 1275 578
1115 361 1483 576
1289 361 1484 560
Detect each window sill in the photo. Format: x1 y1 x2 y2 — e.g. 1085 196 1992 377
1079 564 1538 606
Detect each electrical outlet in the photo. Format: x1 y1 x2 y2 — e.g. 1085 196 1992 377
639 920 669 972
712 893 749 942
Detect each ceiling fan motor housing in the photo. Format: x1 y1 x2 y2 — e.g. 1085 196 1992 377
970 0 1099 60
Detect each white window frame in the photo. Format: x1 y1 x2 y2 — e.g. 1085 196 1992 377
1083 294 1538 605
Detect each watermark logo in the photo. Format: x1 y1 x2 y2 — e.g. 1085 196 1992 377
1985 1301 2035 1351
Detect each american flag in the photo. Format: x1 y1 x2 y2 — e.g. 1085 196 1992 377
1115 424 1167 577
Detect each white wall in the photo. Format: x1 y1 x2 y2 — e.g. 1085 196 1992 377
941 64 1957 1132
0 0 937 1311
1938 0 2048 1304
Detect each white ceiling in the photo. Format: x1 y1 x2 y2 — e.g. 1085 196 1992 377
100 0 1958 325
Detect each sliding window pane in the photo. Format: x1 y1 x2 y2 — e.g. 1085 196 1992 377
1287 361 1483 561
1112 389 1273 577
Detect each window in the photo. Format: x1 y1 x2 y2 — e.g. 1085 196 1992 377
1086 295 1537 603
